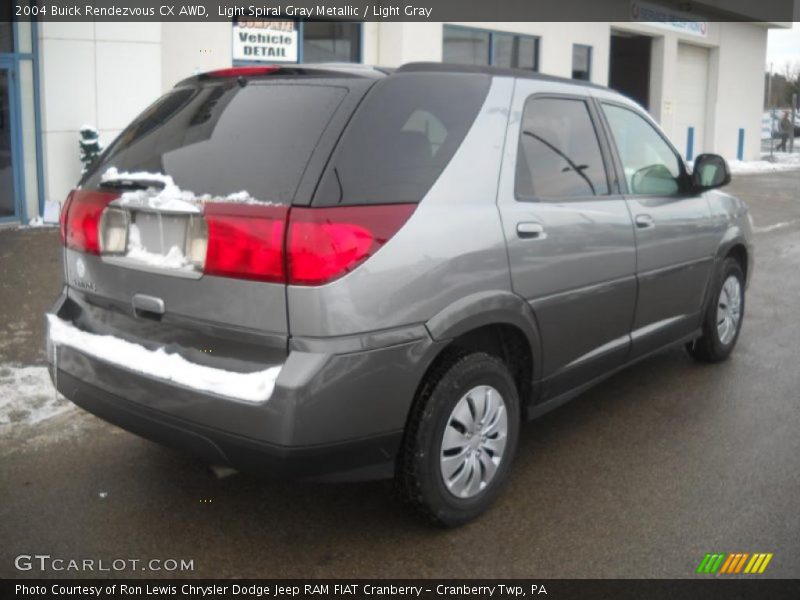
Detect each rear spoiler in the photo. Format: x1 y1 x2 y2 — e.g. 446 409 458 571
175 63 392 87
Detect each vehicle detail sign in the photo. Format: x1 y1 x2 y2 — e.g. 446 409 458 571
233 20 298 62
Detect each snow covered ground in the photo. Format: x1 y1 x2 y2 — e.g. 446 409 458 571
729 151 800 175
0 364 72 427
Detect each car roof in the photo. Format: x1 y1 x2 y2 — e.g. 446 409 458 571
185 61 612 94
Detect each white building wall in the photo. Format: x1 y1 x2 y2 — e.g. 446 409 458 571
709 22 769 160
37 22 162 205
161 22 232 90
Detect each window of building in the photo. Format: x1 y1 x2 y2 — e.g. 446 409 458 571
493 33 539 71
516 97 609 200
443 25 540 71
601 103 683 196
572 44 592 81
442 26 491 66
302 22 361 63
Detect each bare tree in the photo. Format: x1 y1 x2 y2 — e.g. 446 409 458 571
782 62 800 107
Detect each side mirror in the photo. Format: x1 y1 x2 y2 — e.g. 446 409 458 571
692 154 731 191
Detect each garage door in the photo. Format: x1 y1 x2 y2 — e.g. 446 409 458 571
675 43 710 160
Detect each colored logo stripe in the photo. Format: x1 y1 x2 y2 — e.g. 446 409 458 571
697 553 773 575
697 553 725 574
745 553 773 574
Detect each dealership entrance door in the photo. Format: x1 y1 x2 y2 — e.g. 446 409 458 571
0 61 16 219
675 43 710 160
609 32 652 110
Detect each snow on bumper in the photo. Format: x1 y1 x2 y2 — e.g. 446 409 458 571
46 315 282 403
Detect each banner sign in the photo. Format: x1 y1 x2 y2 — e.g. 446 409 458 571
233 20 298 62
631 1 709 37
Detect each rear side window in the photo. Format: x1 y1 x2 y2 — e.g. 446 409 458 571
83 82 347 204
516 97 609 200
313 73 490 206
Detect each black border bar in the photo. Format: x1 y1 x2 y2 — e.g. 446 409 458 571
10 0 799 22
4 579 800 600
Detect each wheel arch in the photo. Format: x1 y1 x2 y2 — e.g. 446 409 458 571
418 291 543 417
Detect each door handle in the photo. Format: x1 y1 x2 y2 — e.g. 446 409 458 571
132 293 165 320
635 214 655 229
517 222 546 239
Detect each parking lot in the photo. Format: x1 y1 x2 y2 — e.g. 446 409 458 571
1 170 799 579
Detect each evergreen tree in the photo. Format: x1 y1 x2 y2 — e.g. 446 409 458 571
79 125 103 173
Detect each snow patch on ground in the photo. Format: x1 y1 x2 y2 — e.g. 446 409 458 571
14 215 58 230
0 364 73 426
47 315 283 403
753 220 799 234
729 152 800 174
101 167 272 213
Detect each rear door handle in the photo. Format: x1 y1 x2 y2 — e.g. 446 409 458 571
635 214 655 229
132 294 165 320
517 222 546 239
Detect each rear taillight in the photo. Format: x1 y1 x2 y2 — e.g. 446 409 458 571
63 190 118 254
202 203 415 285
203 203 288 282
286 205 416 285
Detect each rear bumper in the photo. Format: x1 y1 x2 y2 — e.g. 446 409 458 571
53 368 402 482
47 292 440 482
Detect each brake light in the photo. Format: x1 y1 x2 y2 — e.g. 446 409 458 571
203 203 288 282
201 203 415 285
204 66 281 78
287 205 416 285
63 190 117 254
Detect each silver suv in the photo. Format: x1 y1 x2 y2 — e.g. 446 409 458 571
48 63 752 526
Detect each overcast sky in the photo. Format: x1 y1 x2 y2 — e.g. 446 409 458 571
767 22 800 73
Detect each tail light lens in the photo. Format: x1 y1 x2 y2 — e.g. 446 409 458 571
62 190 118 254
286 205 416 285
202 203 416 285
203 203 288 282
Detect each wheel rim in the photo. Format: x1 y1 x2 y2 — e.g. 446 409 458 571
716 275 742 345
440 385 508 499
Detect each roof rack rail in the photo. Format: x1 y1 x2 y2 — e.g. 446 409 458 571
395 62 609 90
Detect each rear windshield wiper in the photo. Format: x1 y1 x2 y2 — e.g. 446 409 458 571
99 179 165 191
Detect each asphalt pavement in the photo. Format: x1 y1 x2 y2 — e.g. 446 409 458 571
1 171 799 578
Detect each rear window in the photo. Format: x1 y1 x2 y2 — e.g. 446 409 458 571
83 82 347 204
313 72 491 206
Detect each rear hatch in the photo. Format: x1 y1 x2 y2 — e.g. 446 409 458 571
56 69 375 380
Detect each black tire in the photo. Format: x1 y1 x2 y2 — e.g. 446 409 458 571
396 351 520 527
687 257 745 362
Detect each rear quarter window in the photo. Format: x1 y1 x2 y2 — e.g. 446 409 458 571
313 72 491 206
83 82 348 204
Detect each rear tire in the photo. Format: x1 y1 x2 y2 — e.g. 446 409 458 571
687 257 745 362
396 351 520 527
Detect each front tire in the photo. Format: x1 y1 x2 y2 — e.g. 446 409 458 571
687 257 745 362
396 352 520 527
